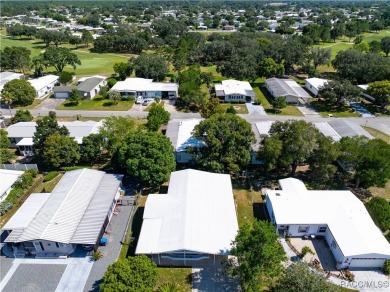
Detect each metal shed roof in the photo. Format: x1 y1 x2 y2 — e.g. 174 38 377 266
3 169 123 244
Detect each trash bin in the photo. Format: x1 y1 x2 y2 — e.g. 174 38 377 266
100 237 108 246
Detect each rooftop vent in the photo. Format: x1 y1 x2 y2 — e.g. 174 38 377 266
276 193 281 196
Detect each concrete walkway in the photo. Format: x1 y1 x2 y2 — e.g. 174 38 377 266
246 103 267 115
192 266 239 292
297 105 321 117
55 258 94 292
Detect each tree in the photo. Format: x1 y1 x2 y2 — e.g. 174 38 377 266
308 136 340 180
1 79 36 110
107 77 117 89
113 62 133 80
365 197 390 232
99 116 137 150
80 133 103 165
42 134 80 168
113 131 176 186
108 90 121 105
318 80 361 107
146 104 171 131
381 37 390 57
33 116 69 159
42 47 81 73
310 47 331 70
157 282 182 292
228 221 286 291
68 89 83 105
32 55 46 77
133 53 169 81
369 40 382 53
367 80 390 108
192 114 255 174
271 96 287 113
218 53 258 81
1 46 31 74
274 263 340 292
10 110 33 124
0 129 15 163
339 137 390 188
258 58 284 78
199 98 224 118
69 36 82 47
257 121 321 176
353 41 370 53
81 30 93 47
100 255 158 292
58 71 73 85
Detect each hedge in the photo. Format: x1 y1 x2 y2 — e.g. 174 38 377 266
0 169 38 216
43 171 59 182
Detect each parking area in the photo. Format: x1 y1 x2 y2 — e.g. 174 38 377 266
246 103 267 115
36 98 64 110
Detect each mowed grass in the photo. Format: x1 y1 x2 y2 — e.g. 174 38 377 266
221 103 249 114
0 34 131 76
14 96 48 109
33 173 64 193
56 99 134 111
310 100 360 117
369 180 390 201
156 267 192 291
362 126 390 144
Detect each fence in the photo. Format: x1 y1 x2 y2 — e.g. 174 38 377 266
0 164 39 171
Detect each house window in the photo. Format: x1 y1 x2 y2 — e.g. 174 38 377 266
317 226 327 233
298 226 309 233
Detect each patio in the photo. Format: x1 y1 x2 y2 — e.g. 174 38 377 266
289 237 338 272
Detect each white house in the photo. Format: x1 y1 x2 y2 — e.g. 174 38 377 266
28 75 59 98
265 178 390 269
165 119 204 163
136 169 238 266
215 80 256 102
0 169 24 202
6 121 103 156
110 78 179 99
0 72 24 97
265 78 312 104
305 78 329 96
2 169 123 257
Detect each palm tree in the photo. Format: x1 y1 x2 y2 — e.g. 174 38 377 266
157 282 182 292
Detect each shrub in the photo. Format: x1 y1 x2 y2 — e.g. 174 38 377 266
226 106 236 114
300 246 314 257
92 250 102 261
230 100 239 104
43 171 59 182
239 100 245 104
61 166 90 171
383 260 390 275
365 197 390 231
26 168 38 178
253 97 262 105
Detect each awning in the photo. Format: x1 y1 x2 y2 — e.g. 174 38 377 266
16 138 33 146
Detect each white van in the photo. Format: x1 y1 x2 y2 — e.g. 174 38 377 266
135 96 143 104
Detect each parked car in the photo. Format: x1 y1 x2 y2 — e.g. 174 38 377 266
142 99 153 106
81 244 94 251
135 96 143 104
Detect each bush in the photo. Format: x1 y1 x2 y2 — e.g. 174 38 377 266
239 100 246 104
365 197 390 231
226 106 237 114
26 168 38 178
384 260 390 275
61 166 90 171
43 171 59 182
300 246 314 257
92 250 102 261
253 97 262 105
230 100 239 104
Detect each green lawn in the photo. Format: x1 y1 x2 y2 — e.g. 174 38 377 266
221 103 249 114
310 100 360 117
362 126 390 144
0 34 131 76
34 173 64 193
14 97 48 110
56 98 134 111
253 85 304 116
156 267 192 291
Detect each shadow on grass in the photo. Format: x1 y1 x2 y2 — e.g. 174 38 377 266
253 202 270 222
102 101 114 107
126 206 144 257
310 100 354 113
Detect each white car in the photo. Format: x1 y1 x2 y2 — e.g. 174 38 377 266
135 96 143 104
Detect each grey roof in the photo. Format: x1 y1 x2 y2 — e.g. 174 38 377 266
315 120 373 142
3 169 123 244
53 86 74 93
77 77 104 92
265 78 311 98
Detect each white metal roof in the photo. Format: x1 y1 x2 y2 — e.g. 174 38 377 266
305 78 329 90
6 121 103 139
266 78 311 98
358 84 368 91
0 72 24 93
165 119 205 152
28 75 59 91
215 79 255 97
3 169 123 244
315 120 373 142
111 78 178 92
0 169 24 201
267 178 390 258
136 169 238 255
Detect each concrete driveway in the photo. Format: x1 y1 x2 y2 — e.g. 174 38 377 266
246 103 267 115
163 100 177 113
36 98 64 110
329 270 390 292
